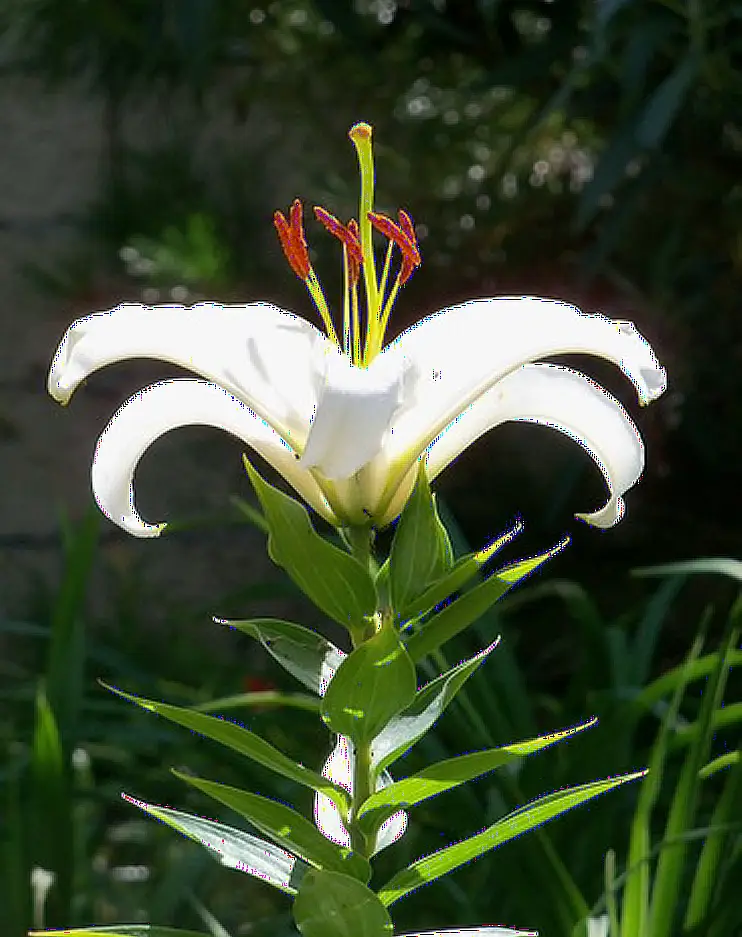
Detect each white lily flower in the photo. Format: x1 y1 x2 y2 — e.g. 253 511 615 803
48 123 665 537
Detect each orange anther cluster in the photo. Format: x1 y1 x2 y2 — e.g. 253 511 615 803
367 209 421 284
274 199 310 280
314 207 363 286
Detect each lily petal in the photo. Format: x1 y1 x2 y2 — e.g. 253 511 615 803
91 378 339 537
382 297 665 479
426 363 645 527
48 302 326 449
300 347 410 480
314 736 407 854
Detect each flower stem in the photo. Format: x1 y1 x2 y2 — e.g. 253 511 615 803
350 738 374 857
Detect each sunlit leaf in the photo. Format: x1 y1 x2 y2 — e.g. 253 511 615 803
221 617 344 697
377 771 645 907
293 869 393 937
174 770 370 882
105 684 349 815
124 795 308 895
371 640 500 773
244 457 376 636
360 719 596 834
322 627 416 743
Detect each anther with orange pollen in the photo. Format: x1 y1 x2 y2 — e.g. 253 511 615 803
273 198 310 281
272 121 421 368
273 198 339 348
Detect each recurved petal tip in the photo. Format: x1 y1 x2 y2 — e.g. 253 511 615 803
576 495 626 529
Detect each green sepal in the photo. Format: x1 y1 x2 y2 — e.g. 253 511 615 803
321 627 417 744
243 457 376 637
404 537 570 661
104 683 350 817
124 793 308 894
377 769 646 907
221 617 345 696
397 520 523 625
389 461 453 617
359 718 597 835
371 640 500 774
173 770 371 882
293 869 394 937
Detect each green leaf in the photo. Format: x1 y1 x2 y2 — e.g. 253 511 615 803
30 929 212 937
31 684 73 922
377 770 645 907
389 462 453 615
359 719 596 834
684 750 742 929
124 794 308 895
221 617 345 696
405 539 569 661
195 690 321 714
47 506 99 739
321 627 416 743
371 640 500 773
620 633 705 937
293 869 393 937
649 617 739 937
635 57 696 149
244 458 376 635
397 521 523 625
634 557 742 582
105 684 350 815
174 770 371 882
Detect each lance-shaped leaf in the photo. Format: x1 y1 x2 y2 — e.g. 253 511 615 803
105 684 349 815
377 770 646 907
398 930 534 936
221 617 345 696
397 521 523 625
404 539 569 661
360 719 596 835
174 770 370 882
244 458 377 635
30 928 212 937
293 868 393 937
124 794 309 894
321 626 417 743
371 641 501 774
389 462 453 615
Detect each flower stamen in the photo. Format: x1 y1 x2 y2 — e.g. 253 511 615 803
314 208 365 362
274 199 339 348
367 209 422 359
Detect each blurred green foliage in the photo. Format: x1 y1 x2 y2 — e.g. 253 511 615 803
2 507 740 937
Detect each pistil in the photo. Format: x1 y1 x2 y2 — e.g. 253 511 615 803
348 123 380 341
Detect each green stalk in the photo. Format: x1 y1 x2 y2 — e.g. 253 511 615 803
350 738 374 858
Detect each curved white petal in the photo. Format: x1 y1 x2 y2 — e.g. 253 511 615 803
91 378 339 537
398 929 536 936
426 363 645 527
49 301 327 448
300 347 410 480
381 297 665 480
313 736 407 854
